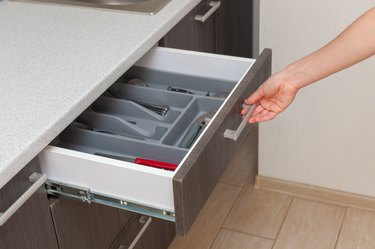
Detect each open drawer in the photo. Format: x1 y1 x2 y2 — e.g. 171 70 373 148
38 47 271 235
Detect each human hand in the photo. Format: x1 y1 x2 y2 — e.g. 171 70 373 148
242 72 299 123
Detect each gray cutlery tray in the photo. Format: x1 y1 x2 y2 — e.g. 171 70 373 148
54 66 238 167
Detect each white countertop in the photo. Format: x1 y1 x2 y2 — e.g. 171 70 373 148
0 0 199 188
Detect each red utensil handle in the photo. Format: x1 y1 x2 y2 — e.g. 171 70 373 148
135 158 178 171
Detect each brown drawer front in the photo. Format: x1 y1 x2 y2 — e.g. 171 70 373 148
172 49 272 235
0 158 58 249
0 158 41 212
110 214 175 249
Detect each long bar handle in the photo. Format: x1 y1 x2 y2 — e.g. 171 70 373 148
0 172 47 226
223 104 256 141
195 1 221 23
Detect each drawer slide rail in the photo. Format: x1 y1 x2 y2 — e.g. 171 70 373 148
45 180 175 222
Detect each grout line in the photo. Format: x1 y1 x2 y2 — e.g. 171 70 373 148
271 197 294 249
222 227 275 241
208 183 244 249
210 133 258 249
208 228 222 249
291 195 350 210
333 207 348 249
212 160 259 248
210 165 259 249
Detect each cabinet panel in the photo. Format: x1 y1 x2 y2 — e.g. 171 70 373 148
50 198 132 249
162 0 253 57
161 0 216 53
132 217 175 249
110 214 175 249
216 0 253 57
0 158 58 249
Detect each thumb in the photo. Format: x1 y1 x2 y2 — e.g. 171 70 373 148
245 87 264 105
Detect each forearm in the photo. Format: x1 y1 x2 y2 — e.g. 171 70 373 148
283 7 375 90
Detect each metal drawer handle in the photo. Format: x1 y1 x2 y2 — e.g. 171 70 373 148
195 1 221 23
0 172 47 226
119 216 152 249
223 104 256 141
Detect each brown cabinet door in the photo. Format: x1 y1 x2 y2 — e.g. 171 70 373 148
216 0 253 57
50 198 133 249
0 158 58 249
162 0 253 57
110 214 175 249
161 0 216 53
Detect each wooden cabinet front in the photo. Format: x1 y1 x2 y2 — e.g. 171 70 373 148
162 0 253 58
0 158 58 249
161 0 217 53
49 197 133 249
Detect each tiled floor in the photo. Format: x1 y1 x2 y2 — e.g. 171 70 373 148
168 131 375 249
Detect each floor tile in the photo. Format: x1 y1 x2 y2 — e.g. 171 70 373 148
168 183 242 249
223 187 292 239
336 208 375 249
220 133 258 186
273 198 345 249
210 229 273 249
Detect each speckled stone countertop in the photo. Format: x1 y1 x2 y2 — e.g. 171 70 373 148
0 0 199 188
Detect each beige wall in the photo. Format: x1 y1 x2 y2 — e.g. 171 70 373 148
259 0 375 196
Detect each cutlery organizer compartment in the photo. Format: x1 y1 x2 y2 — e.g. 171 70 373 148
120 66 235 98
54 127 187 165
109 83 194 109
57 64 236 167
162 97 223 148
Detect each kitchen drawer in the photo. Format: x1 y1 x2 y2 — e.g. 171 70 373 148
39 47 271 235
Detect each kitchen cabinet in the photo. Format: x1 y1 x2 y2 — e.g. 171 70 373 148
0 158 58 249
161 0 253 57
39 47 271 235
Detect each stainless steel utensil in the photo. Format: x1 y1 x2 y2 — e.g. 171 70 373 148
103 90 169 117
178 112 215 149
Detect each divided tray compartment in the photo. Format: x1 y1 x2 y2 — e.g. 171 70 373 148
55 127 187 165
119 67 237 99
162 97 224 148
56 61 240 168
109 83 194 109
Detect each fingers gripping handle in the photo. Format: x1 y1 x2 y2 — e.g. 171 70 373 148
223 104 256 141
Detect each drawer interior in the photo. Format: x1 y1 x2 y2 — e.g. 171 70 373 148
41 47 255 215
52 67 237 169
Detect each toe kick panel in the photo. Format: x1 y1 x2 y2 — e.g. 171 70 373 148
39 47 271 235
